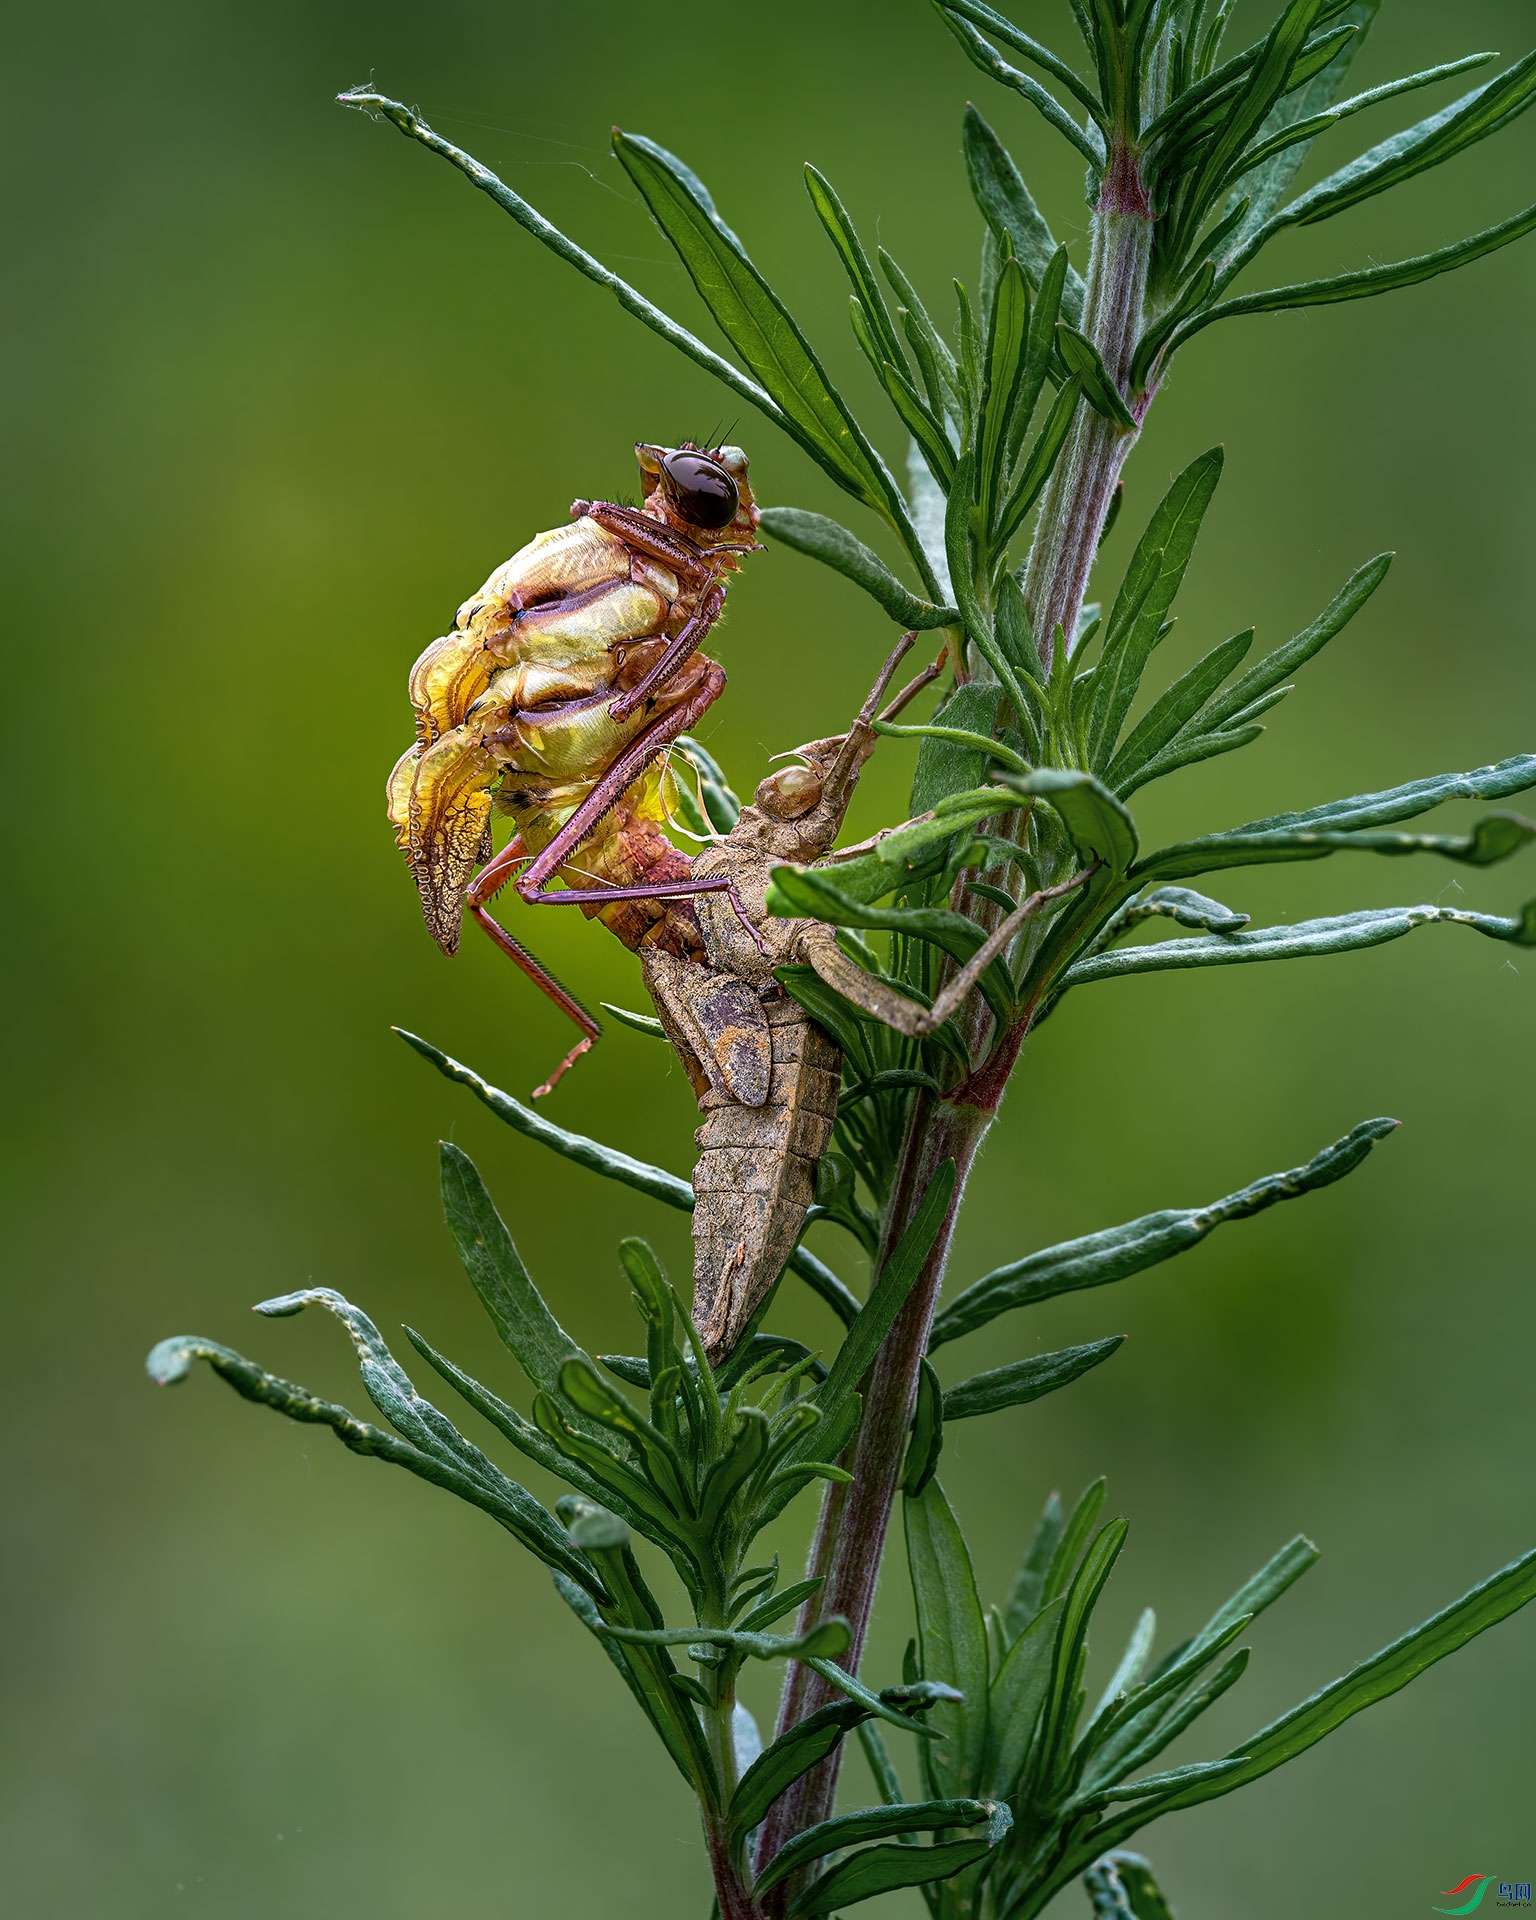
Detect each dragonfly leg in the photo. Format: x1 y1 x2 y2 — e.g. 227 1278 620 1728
515 664 727 902
465 833 603 1099
579 500 747 719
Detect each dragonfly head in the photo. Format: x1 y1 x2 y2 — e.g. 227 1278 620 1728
636 441 759 549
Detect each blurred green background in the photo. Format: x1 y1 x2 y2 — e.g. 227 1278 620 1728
4 1 1533 1914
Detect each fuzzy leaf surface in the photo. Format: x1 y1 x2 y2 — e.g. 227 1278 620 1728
1062 899 1536 986
906 1479 990 1800
943 1336 1125 1420
931 1118 1395 1346
756 1798 997 1895
760 506 958 627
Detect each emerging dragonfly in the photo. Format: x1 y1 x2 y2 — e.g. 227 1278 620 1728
388 442 760 1094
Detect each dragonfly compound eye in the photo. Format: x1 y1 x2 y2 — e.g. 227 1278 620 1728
661 450 740 531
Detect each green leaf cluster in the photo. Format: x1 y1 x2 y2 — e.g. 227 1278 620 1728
149 1136 959 1833
897 1477 1536 1919
933 0 1536 396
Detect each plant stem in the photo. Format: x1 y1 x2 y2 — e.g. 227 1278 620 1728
1021 140 1156 668
753 1090 988 1893
753 140 1161 1901
706 1815 765 1920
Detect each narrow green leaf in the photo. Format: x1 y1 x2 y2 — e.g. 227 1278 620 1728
551 1571 700 1784
736 1576 829 1638
760 506 959 628
1170 0 1329 255
404 1327 651 1535
944 1336 1125 1420
1036 1518 1129 1788
945 447 1034 719
998 766 1138 875
1136 752 1536 882
146 1330 601 1594
1108 885 1250 935
1216 2 1380 257
1126 719 1267 790
613 130 905 524
728 1701 872 1845
439 1143 590 1395
903 1357 946 1498
1177 811 1536 876
1089 1649 1251 1792
1103 629 1254 789
1199 1536 1321 1651
1193 554 1391 745
1082 1613 1252 1759
931 1117 1396 1346
980 257 1033 527
1140 1547 1536 1820
338 96 785 430
1062 898 1536 987
1002 1491 1066 1640
944 1 1107 122
399 1030 693 1209
1274 52 1536 237
1056 324 1137 430
994 369 1084 552
882 250 962 410
1085 1851 1180 1920
985 1593 1064 1797
599 1001 666 1039
801 1659 959 1738
1087 449 1225 763
1174 199 1536 355
805 164 908 371
599 1615 852 1662
756 1798 997 1895
819 1164 958 1428
555 1503 718 1791
935 6 1105 167
962 104 1087 323
880 358 957 490
905 1479 991 1800
876 720 1028 776
784 1832 1000 1916
1042 1477 1108 1609
1008 243 1071 475
911 684 1004 814
1089 1607 1158 1731
1130 262 1216 391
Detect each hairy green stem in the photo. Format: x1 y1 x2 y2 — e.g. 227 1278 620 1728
1022 142 1155 667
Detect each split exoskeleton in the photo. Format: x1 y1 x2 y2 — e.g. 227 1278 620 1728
388 442 762 1094
387 446 946 1364
642 637 941 1361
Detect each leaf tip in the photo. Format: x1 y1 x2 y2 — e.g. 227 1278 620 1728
146 1336 196 1385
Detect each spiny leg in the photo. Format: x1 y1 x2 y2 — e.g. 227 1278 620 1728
512 664 766 953
465 835 603 1099
609 578 726 721
578 500 752 719
798 866 1097 1038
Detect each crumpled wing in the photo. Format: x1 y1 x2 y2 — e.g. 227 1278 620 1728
386 730 499 953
